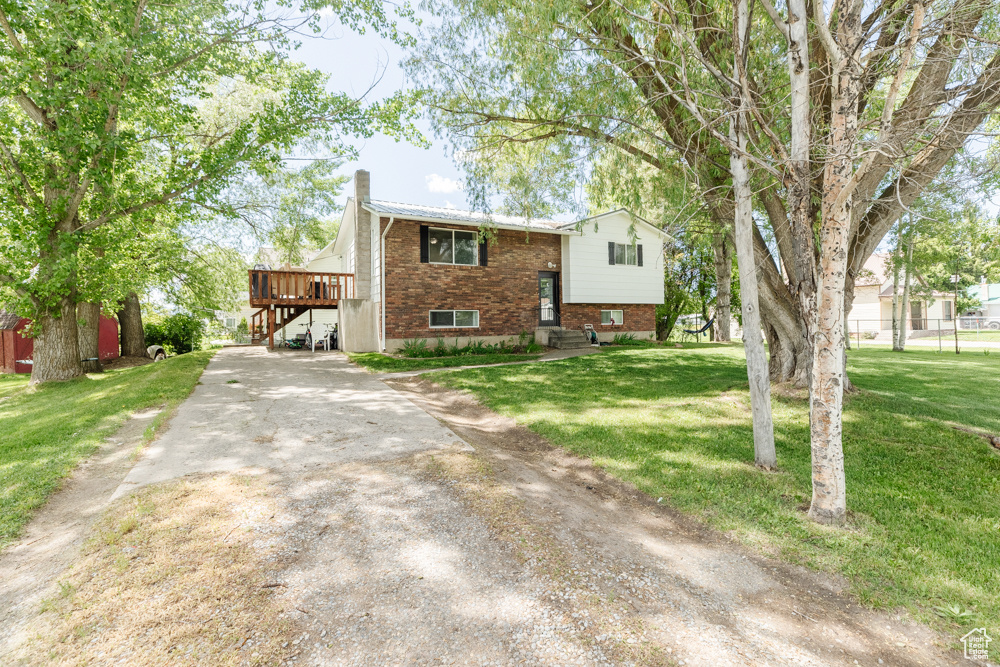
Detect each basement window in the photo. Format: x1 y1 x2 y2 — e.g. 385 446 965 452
429 310 480 328
600 310 624 326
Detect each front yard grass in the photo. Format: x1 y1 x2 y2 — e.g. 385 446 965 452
430 345 1000 643
348 352 542 373
0 351 215 550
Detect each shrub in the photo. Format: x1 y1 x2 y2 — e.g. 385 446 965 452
236 318 249 335
612 333 639 345
400 338 430 358
144 313 206 355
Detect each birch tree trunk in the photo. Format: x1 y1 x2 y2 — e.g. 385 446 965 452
77 302 103 373
711 232 732 342
891 224 902 351
898 228 914 350
732 0 776 469
808 19 861 525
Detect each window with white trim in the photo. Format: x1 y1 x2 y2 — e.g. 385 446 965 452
429 310 480 328
600 309 623 326
428 228 478 266
225 317 236 329
614 243 637 265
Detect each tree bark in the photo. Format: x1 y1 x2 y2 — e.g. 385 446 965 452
731 0 776 469
30 296 83 384
808 20 860 525
117 292 147 357
898 227 914 350
77 301 103 373
891 222 902 351
711 232 732 342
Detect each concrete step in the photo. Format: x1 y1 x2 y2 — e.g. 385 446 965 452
548 330 592 349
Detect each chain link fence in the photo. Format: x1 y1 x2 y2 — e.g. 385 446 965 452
848 318 1000 353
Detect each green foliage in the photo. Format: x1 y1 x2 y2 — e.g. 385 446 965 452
432 346 1000 637
236 318 249 335
348 352 542 373
144 314 206 355
398 337 538 358
0 351 215 548
0 0 422 326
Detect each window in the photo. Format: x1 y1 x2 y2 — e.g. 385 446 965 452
428 228 478 266
609 242 642 266
225 317 236 329
600 309 624 326
429 310 480 328
943 300 953 321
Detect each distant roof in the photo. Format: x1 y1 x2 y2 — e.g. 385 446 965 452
968 283 1000 303
857 253 890 287
0 311 23 329
362 200 573 233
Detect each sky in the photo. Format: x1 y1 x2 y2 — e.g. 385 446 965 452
288 11 471 214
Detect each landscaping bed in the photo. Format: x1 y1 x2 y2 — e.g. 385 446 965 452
348 352 542 373
428 346 1000 645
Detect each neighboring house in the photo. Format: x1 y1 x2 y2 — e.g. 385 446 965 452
965 281 1000 328
0 311 119 374
248 170 668 352
848 253 955 337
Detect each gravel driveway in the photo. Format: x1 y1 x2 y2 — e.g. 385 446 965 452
6 346 975 666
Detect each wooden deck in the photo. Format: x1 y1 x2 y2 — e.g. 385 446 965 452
249 270 354 348
249 269 354 308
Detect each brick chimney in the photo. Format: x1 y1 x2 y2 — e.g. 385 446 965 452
353 170 371 299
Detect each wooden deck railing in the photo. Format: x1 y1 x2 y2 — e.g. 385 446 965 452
249 270 354 307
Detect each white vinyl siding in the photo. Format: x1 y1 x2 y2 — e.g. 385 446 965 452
561 211 665 304
429 310 479 328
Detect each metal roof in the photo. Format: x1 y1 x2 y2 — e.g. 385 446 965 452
362 200 572 233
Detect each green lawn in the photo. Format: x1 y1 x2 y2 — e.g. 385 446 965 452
429 345 1000 643
956 329 1000 342
0 351 215 549
348 352 542 373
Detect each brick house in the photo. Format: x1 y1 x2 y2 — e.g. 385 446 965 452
250 170 667 352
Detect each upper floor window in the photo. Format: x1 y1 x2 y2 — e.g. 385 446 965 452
609 242 643 266
429 228 478 266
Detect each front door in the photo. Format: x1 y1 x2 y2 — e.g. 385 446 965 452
538 272 560 326
910 301 925 330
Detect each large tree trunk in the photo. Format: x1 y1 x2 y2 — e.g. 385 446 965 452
731 0 776 469
77 301 103 373
117 292 147 357
31 296 83 384
711 232 732 342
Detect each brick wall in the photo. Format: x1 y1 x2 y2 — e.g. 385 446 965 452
382 218 561 339
381 218 657 341
561 303 656 333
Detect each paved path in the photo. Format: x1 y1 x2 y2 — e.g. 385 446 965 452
113 347 468 499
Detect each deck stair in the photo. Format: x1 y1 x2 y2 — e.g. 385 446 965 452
250 305 310 345
548 329 592 349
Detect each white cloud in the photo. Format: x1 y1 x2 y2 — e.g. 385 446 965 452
443 200 456 209
426 174 463 194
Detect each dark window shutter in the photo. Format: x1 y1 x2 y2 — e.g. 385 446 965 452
479 240 488 267
419 225 429 263
608 241 616 265
637 244 643 266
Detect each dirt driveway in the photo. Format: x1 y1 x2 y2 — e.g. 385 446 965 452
2 348 975 666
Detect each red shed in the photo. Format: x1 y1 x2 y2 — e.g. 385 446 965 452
0 311 120 374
